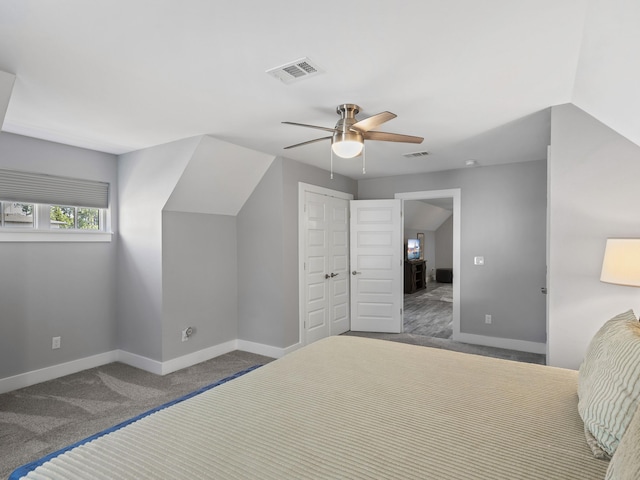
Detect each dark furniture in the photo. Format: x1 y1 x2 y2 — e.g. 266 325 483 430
404 260 427 294
436 268 453 283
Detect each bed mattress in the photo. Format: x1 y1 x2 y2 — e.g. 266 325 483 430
12 336 609 479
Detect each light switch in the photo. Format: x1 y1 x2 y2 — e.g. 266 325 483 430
474 256 485 265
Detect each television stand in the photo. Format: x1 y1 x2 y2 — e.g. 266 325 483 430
404 260 426 294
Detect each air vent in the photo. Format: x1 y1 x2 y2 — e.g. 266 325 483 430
403 151 430 158
266 57 324 84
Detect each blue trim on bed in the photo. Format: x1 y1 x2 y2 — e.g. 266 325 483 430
9 364 262 480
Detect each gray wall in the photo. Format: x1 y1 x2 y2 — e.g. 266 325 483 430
237 157 357 348
117 137 199 361
0 132 118 379
162 211 238 360
435 216 453 269
548 104 640 368
358 160 547 344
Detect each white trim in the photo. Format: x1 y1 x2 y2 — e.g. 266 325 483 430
395 189 462 340
0 339 296 394
160 340 238 375
455 332 547 355
298 182 354 347
237 339 301 359
116 349 164 375
0 350 118 394
0 230 113 242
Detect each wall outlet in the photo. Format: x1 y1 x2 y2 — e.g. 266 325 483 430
485 314 492 324
52 336 61 349
181 327 194 342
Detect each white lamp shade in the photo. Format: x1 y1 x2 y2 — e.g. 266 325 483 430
331 140 363 158
600 238 640 287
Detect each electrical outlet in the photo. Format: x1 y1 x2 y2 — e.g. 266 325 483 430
181 327 193 342
485 314 492 324
52 336 61 349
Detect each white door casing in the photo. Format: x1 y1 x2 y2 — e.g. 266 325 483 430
395 189 461 340
349 199 403 333
299 183 353 346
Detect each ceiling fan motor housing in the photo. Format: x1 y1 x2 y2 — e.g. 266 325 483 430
333 103 364 146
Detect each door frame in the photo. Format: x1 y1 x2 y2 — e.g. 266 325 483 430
298 182 354 346
395 189 461 341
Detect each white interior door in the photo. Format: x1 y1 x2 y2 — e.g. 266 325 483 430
350 199 403 333
303 191 350 344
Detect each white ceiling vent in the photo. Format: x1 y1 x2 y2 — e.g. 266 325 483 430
266 57 324 84
402 151 430 158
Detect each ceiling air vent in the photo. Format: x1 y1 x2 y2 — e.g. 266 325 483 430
403 151 430 158
266 57 324 84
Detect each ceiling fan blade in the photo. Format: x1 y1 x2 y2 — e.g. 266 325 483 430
282 121 338 133
363 131 424 144
284 136 332 149
350 111 397 133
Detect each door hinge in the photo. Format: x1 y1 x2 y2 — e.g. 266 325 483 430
304 262 306 270
400 308 403 315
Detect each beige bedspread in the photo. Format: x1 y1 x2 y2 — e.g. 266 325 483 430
21 336 608 479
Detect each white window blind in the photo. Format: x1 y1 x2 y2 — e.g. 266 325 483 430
0 169 109 208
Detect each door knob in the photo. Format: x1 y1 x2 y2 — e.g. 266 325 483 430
541 287 547 294
352 271 362 275
325 274 330 279
330 272 338 278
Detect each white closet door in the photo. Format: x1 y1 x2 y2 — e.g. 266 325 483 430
303 191 350 344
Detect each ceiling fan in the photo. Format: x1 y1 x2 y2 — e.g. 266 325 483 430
283 103 424 159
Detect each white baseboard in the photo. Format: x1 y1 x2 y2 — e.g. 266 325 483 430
0 339 296 394
0 350 119 395
159 340 238 375
237 339 298 359
454 332 546 355
116 349 164 375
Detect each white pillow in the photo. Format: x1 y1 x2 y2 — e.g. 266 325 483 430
578 309 640 457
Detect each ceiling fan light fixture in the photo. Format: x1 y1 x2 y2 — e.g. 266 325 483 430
331 131 364 158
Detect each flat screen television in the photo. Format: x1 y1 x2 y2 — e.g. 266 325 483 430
407 238 420 260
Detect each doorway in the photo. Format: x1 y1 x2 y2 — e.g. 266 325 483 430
396 189 461 341
403 198 453 338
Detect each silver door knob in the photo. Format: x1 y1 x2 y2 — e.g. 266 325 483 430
352 271 362 275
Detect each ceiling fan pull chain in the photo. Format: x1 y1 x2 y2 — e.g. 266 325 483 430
330 149 334 179
362 144 366 175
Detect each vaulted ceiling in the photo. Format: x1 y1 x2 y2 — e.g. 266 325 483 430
0 0 638 179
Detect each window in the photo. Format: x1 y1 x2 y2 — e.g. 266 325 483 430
1 202 34 228
50 205 101 230
0 169 111 242
0 201 106 231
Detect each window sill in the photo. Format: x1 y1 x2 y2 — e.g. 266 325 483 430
0 230 114 243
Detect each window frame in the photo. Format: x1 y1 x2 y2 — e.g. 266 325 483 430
0 201 112 243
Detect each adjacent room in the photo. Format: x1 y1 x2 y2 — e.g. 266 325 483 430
1 1 640 479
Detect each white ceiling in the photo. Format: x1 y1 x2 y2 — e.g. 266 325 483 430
0 0 638 180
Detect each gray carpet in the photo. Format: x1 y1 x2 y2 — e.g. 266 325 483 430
0 350 274 480
344 330 546 365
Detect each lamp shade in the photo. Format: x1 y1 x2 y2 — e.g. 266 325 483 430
331 131 364 158
600 238 640 287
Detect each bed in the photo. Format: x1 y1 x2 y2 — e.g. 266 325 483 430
9 330 640 479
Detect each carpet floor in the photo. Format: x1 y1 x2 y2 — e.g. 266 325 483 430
0 350 274 479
